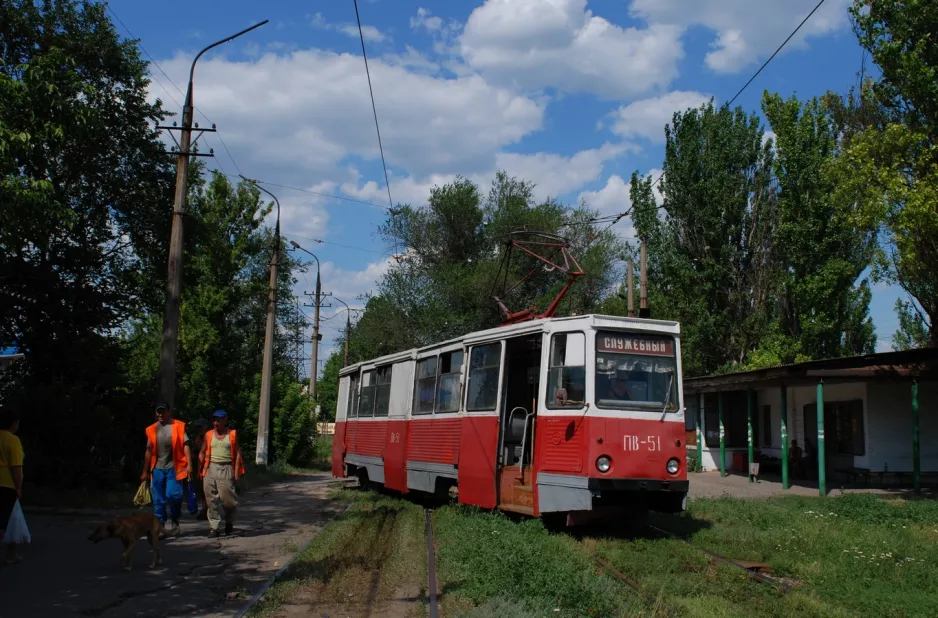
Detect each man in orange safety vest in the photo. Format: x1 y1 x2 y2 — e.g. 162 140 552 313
141 402 192 537
199 409 244 537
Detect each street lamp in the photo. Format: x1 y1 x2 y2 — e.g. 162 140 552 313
330 297 357 367
157 19 269 409
243 178 280 466
289 240 322 400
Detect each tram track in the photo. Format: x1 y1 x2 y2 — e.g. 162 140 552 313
581 519 798 618
424 508 441 618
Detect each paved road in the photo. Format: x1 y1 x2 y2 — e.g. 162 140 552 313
0 473 346 618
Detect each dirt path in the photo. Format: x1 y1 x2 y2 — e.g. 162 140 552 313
0 473 345 618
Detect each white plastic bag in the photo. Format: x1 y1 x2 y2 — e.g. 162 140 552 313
3 500 31 545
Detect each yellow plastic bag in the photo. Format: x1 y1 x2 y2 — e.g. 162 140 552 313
133 480 151 507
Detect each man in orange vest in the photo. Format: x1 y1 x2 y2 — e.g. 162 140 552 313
199 409 244 537
141 402 191 537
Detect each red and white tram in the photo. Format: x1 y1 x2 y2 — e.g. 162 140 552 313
331 313 687 524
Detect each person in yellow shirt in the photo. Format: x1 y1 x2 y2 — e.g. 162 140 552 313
0 407 25 564
199 410 244 538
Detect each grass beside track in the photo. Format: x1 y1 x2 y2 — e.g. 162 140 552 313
246 487 427 618
248 487 938 618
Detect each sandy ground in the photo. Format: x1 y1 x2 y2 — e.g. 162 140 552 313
688 470 937 499
0 473 345 618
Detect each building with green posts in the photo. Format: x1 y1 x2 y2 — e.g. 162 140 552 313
682 348 938 496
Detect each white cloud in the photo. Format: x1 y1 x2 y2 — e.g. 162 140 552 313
410 7 443 32
150 49 544 185
577 167 664 238
460 0 683 99
630 0 851 74
762 130 777 149
341 142 630 207
609 91 712 143
310 12 388 43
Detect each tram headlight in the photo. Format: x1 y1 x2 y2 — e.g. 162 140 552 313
666 458 680 475
596 455 612 473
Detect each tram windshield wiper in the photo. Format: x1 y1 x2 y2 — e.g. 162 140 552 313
659 374 674 421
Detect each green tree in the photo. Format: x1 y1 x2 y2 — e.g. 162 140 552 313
0 0 174 484
348 171 624 362
316 351 343 422
829 0 938 345
762 92 876 362
634 101 776 375
892 298 930 351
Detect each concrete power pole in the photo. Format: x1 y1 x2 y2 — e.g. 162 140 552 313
155 21 268 408
310 273 322 401
639 241 650 318
246 179 281 467
627 259 635 317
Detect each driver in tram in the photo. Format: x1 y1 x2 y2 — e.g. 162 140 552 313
600 366 633 402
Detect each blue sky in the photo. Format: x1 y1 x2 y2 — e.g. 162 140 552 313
104 0 904 371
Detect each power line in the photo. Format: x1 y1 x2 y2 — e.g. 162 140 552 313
284 233 394 258
580 0 829 233
727 0 827 107
221 175 388 209
106 4 246 179
353 0 395 214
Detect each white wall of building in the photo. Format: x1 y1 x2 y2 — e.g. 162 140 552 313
865 381 938 472
689 380 937 475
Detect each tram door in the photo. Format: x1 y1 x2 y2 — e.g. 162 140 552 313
496 335 543 515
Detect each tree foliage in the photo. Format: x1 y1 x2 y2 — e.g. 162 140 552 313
345 172 625 364
636 97 876 376
827 0 938 346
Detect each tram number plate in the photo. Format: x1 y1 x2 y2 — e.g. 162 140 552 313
389 432 402 444
624 435 661 452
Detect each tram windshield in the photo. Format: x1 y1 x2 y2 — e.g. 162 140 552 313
594 331 678 409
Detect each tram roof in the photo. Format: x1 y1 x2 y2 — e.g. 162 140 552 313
339 313 680 377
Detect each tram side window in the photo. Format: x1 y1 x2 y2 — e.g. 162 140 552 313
466 343 501 411
413 357 437 415
373 365 392 417
358 370 376 417
547 332 586 409
436 350 464 413
348 373 360 418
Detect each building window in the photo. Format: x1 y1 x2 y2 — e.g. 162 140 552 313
704 391 749 448
435 350 464 413
413 357 437 415
803 399 865 456
762 405 771 447
547 332 586 409
373 365 392 417
348 373 360 418
466 343 501 411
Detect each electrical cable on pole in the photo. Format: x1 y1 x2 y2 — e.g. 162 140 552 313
155 20 268 409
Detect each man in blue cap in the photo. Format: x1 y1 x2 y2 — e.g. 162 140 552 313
198 409 245 537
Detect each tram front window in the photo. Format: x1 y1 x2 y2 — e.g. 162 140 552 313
595 331 678 409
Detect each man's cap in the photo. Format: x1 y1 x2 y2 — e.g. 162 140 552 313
212 409 228 418
155 402 171 412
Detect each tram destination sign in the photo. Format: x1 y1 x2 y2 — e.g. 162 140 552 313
597 333 674 356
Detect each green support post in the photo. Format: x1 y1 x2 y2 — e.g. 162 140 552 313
912 380 921 495
696 393 703 472
781 385 789 490
747 390 754 482
817 380 826 497
719 391 726 478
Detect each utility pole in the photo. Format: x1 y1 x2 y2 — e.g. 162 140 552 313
243 178 280 467
331 297 354 367
639 240 649 319
626 259 635 317
303 290 331 402
155 21 268 408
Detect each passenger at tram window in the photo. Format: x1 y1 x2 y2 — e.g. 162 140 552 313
548 333 586 408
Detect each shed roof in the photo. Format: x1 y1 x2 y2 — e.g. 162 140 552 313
684 347 938 393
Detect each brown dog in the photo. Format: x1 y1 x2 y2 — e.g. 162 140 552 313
88 512 163 571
